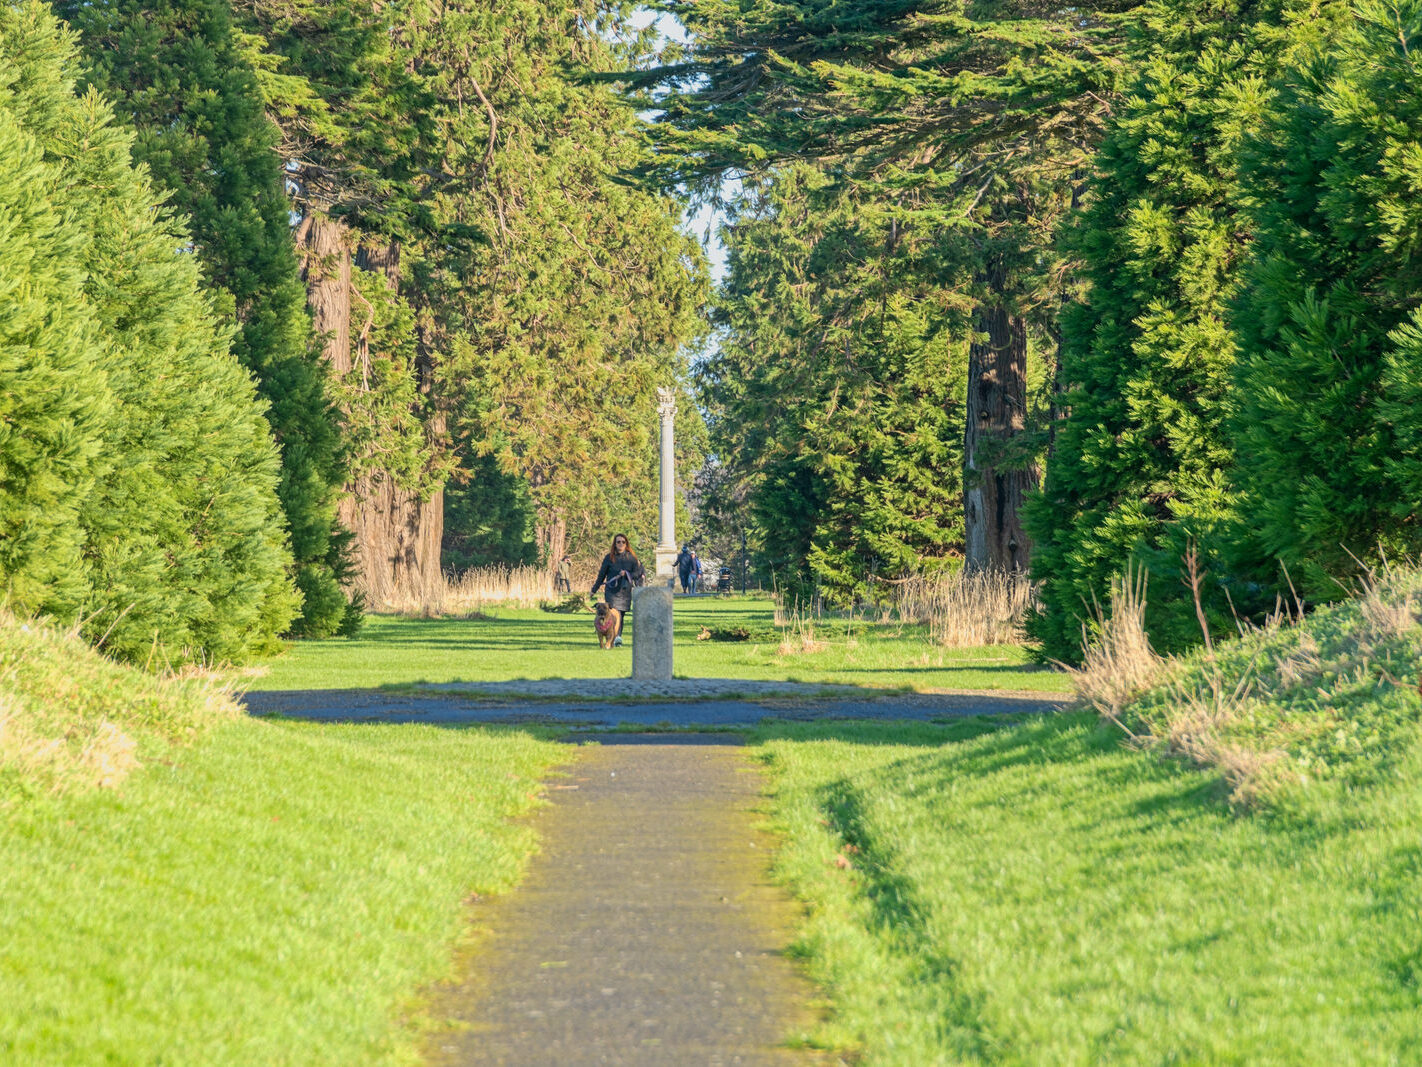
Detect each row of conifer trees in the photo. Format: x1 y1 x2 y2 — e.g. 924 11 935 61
1028 0 1422 658
0 0 706 663
0 3 298 663
642 0 1422 658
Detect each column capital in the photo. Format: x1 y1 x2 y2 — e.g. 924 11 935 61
657 385 678 420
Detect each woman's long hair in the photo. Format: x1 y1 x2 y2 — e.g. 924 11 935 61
608 532 638 565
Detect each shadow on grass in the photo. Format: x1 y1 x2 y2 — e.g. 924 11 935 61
818 664 1058 676
736 714 1236 1059
326 609 937 656
816 762 998 1059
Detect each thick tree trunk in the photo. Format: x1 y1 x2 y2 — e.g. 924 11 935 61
295 225 443 606
296 212 352 376
536 511 567 574
329 240 444 606
337 475 444 607
964 265 1038 573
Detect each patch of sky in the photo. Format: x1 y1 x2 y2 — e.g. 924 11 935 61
631 6 735 285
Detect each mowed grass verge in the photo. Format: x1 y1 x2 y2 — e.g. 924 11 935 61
249 597 1069 694
750 714 1422 1064
2 718 566 1064
1 612 568 1064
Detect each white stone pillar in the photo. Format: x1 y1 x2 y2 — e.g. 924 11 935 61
654 386 678 584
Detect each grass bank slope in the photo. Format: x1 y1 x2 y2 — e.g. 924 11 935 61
1123 567 1422 809
251 599 1068 695
0 608 236 802
0 614 567 1064
751 581 1422 1063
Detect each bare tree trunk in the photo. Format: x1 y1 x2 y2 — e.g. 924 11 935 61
295 214 446 606
293 232 439 606
964 263 1038 573
536 511 567 573
356 240 400 288
340 240 442 606
337 475 444 607
297 212 352 376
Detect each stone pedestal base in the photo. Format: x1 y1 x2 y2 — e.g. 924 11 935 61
654 543 679 587
631 585 674 681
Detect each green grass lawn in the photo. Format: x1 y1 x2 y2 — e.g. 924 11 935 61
748 714 1422 1064
249 597 1070 694
0 718 567 1065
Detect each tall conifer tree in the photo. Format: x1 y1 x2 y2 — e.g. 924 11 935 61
1024 0 1346 660
238 0 706 585
708 164 969 600
0 1 296 661
0 49 106 618
1230 0 1422 592
57 0 356 637
634 0 1134 574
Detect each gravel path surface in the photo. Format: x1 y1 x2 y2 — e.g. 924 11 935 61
425 736 827 1065
421 678 871 701
242 685 1065 728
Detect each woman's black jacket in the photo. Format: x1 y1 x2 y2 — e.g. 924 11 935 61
592 551 645 611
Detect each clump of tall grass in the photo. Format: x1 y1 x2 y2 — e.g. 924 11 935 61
1069 567 1165 726
375 565 555 615
776 606 829 656
0 610 238 802
1077 558 1422 808
895 568 1037 647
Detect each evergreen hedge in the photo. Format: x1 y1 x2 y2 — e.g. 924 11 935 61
1230 0 1422 595
0 1 296 663
56 0 356 638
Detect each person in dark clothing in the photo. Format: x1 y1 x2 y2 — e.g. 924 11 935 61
676 545 693 593
591 533 645 646
689 550 703 594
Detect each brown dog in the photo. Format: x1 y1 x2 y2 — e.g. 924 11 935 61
594 602 621 649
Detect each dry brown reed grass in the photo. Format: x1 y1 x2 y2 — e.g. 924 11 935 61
895 568 1037 647
1068 563 1291 803
374 565 556 615
774 606 829 656
0 610 239 800
1069 566 1166 727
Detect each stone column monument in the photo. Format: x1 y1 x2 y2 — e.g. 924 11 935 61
634 387 678 680
654 387 678 585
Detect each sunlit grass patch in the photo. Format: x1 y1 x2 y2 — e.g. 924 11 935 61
0 718 566 1064
751 715 1422 1063
0 609 237 803
1075 565 1422 809
252 598 1071 695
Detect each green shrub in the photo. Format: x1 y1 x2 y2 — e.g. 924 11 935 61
0 2 296 663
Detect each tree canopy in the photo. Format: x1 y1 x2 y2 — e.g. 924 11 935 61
0 1 295 662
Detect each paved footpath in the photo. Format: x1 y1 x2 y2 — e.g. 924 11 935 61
244 684 1064 728
425 735 830 1066
242 686 1062 1063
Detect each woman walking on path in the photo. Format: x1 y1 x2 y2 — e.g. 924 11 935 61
592 534 644 646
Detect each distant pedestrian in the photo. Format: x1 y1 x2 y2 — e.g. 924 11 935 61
676 544 693 593
689 550 703 594
591 533 644 646
556 554 572 594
